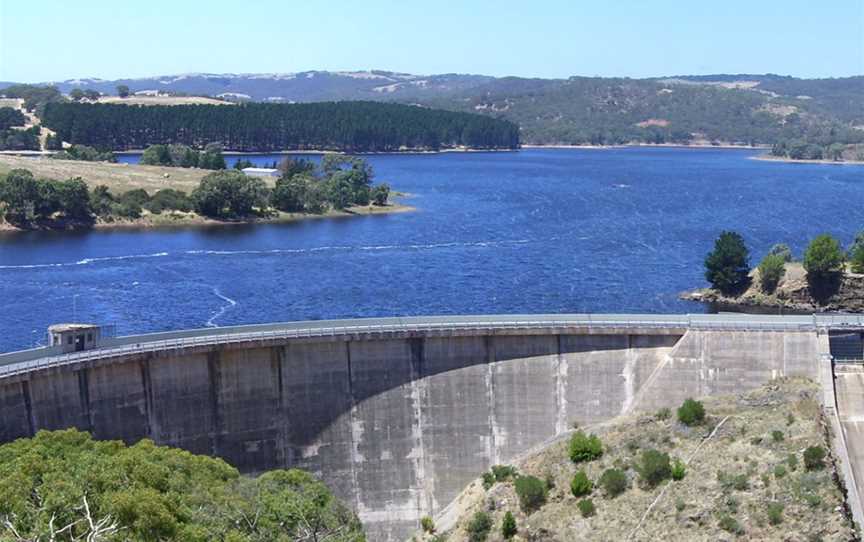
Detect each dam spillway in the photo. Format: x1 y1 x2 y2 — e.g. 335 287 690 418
0 314 855 540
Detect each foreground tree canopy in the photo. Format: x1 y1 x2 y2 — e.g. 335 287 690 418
0 429 365 542
41 101 520 152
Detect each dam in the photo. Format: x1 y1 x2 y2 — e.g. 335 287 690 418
1 313 862 540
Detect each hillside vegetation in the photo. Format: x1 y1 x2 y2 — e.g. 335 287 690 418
0 429 365 541
428 379 853 541
40 101 520 152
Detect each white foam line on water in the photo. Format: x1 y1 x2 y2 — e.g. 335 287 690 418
0 252 170 270
205 287 238 328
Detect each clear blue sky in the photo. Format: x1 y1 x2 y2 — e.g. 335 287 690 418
1 0 862 82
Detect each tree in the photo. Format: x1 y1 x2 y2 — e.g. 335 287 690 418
677 398 705 426
501 511 517 539
55 177 92 220
117 84 130 98
0 429 365 542
569 431 603 463
372 183 390 206
192 170 269 218
466 511 492 542
0 168 41 224
704 231 750 295
757 253 786 293
850 244 864 274
83 89 101 101
803 234 845 284
44 133 63 150
141 144 172 166
69 88 85 101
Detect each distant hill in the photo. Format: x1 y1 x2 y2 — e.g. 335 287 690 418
4 71 863 148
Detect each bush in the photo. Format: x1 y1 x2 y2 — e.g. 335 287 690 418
514 475 547 513
704 231 750 295
491 465 518 482
421 515 435 533
481 471 495 490
193 170 269 218
570 471 592 497
569 431 603 463
718 471 750 491
577 498 595 518
771 430 784 443
501 511 517 539
758 253 786 293
718 513 744 535
145 188 193 214
803 446 826 470
656 407 671 420
677 398 705 426
787 453 799 471
671 459 686 481
635 449 672 488
774 464 787 478
767 502 784 525
372 183 390 206
769 243 793 262
466 511 492 542
598 468 628 498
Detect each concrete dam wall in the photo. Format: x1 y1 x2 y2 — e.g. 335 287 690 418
0 316 824 540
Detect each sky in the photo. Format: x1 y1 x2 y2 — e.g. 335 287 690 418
1 0 862 82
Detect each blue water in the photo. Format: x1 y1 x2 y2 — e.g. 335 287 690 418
1 148 862 352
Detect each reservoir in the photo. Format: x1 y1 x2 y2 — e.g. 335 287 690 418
1 147 862 352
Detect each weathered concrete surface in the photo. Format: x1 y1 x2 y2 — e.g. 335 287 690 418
832 362 864 531
0 327 824 541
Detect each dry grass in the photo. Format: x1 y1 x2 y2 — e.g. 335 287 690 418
433 379 854 542
0 154 209 193
97 96 232 106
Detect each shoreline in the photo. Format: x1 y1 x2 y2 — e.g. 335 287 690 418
0 202 416 234
750 154 864 166
523 142 768 150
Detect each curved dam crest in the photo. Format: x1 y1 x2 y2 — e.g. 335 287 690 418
0 315 842 540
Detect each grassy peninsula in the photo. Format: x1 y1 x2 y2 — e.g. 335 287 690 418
0 154 411 232
423 379 853 541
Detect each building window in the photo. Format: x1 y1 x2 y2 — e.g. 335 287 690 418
87 333 93 342
67 336 73 345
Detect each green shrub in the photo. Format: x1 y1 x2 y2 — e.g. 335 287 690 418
804 234 845 296
677 398 705 426
482 471 495 490
501 511 517 539
787 453 799 471
704 231 751 294
787 413 795 426
569 431 603 463
774 464 787 478
514 475 547 513
577 498 595 518
570 471 592 497
767 502 784 525
758 253 786 293
421 516 435 533
675 497 686 512
769 243 793 262
635 449 672 488
803 446 826 470
718 471 750 491
656 407 671 420
771 430 784 443
718 513 744 535
598 468 628 498
671 459 686 481
466 511 492 542
491 465 518 482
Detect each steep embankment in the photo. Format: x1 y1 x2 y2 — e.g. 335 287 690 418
430 379 854 541
683 262 864 313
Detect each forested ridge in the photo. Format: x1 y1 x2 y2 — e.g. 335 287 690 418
41 101 520 152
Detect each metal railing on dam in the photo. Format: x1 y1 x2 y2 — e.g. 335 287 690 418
1 312 859 379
